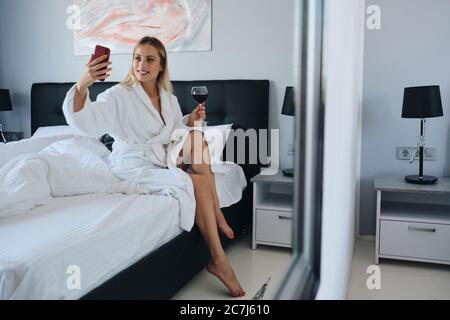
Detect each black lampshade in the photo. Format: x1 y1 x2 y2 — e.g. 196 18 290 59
281 86 295 116
402 85 443 119
0 89 12 111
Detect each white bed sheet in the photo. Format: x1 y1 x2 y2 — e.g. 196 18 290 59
0 193 183 300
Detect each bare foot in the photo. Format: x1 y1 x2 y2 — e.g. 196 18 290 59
218 221 235 239
216 209 235 239
207 258 245 298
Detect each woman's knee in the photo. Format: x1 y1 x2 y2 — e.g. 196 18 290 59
189 131 208 149
179 131 207 165
189 132 210 165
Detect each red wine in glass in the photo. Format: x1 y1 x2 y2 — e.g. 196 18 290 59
191 86 208 127
191 86 208 104
192 93 208 104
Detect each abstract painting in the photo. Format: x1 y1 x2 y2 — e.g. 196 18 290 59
73 0 212 55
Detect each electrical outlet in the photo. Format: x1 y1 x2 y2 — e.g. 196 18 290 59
397 147 417 160
397 147 436 161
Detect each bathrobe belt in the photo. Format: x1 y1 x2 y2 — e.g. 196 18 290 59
112 141 169 168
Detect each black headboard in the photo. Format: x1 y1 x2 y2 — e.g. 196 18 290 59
31 80 269 183
30 80 269 135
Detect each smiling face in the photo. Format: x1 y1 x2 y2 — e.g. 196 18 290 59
133 44 163 85
122 37 173 92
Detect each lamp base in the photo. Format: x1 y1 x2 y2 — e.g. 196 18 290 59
282 169 294 177
405 175 438 185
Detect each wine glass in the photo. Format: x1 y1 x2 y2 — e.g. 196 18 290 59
191 86 208 127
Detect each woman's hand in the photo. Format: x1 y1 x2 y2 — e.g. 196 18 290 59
73 55 112 112
188 103 206 127
76 54 112 92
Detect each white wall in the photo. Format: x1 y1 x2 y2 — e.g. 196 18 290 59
0 0 295 169
316 0 365 299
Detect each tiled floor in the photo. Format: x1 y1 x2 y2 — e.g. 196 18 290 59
172 234 292 300
347 238 450 300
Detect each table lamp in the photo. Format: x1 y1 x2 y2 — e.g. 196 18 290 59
0 89 13 143
281 86 295 177
401 85 443 184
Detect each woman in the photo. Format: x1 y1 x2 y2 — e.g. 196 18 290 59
62 37 245 297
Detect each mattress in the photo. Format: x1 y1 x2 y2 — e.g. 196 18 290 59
0 193 183 300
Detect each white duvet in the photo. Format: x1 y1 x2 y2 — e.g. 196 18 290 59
0 135 247 228
0 136 146 219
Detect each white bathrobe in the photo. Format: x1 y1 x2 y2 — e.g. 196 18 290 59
62 82 245 232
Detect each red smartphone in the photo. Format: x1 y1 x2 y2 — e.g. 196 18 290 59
90 45 110 81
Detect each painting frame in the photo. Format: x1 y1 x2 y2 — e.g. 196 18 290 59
72 0 212 55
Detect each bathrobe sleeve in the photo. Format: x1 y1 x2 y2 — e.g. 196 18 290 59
171 94 191 129
62 84 118 138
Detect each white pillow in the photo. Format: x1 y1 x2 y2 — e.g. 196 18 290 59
32 125 88 138
203 124 233 164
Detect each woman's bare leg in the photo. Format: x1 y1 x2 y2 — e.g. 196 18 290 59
178 130 234 239
189 173 245 297
191 165 235 240
206 173 235 239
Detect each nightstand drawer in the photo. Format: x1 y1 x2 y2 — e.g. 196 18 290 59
256 209 292 245
379 220 450 262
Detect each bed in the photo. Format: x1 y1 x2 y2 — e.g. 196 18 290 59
1 80 269 299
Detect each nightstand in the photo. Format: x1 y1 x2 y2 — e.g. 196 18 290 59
251 170 294 249
1 131 24 142
375 176 450 265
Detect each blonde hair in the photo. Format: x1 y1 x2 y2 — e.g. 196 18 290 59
121 37 173 93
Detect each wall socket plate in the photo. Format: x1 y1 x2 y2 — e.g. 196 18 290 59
397 147 436 161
